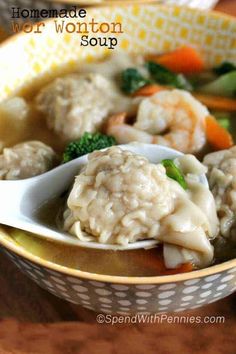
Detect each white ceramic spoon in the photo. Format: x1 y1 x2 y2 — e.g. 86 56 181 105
0 143 207 250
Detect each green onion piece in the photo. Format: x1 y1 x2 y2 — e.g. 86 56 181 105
162 159 188 190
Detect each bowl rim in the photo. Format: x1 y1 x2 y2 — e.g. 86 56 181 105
0 3 236 284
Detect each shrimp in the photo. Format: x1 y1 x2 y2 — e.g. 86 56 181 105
106 90 208 154
106 113 153 144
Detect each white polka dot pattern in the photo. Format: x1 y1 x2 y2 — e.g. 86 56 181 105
158 291 176 299
2 248 236 314
183 286 200 294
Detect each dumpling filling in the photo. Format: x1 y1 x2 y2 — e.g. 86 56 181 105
63 147 218 269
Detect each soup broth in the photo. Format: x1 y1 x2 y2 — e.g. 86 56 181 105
0 51 236 276
8 228 169 276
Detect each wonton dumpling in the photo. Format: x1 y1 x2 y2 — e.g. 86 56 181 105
0 97 29 122
204 146 236 242
0 141 58 180
36 73 132 141
63 147 218 269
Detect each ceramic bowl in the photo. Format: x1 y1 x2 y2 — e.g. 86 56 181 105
0 4 235 314
0 0 219 33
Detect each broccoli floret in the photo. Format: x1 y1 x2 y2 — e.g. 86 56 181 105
121 68 151 94
63 132 116 163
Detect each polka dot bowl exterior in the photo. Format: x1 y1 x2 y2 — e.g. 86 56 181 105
0 4 235 314
1 241 236 315
0 1 219 33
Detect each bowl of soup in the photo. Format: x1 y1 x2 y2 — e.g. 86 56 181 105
0 4 235 315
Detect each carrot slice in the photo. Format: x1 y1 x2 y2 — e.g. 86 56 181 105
194 93 236 112
206 115 234 150
147 46 204 74
133 84 164 97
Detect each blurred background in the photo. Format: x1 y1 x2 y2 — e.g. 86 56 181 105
0 0 221 36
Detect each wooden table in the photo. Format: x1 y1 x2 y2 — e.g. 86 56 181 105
0 1 235 353
215 0 236 15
